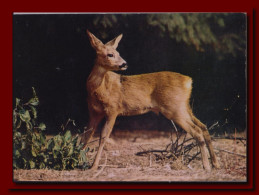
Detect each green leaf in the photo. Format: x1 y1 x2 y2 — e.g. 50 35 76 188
77 142 85 150
26 121 32 130
44 155 48 163
52 149 60 159
21 140 26 150
13 161 18 169
31 145 38 157
22 158 27 166
30 106 37 119
47 139 54 150
54 164 61 170
217 18 225 27
85 147 90 153
40 133 46 145
71 162 75 169
32 87 37 97
72 136 78 146
64 131 72 142
28 98 39 106
19 109 25 114
19 110 31 122
72 158 78 163
39 162 45 169
31 149 37 157
53 135 63 146
72 120 76 126
38 123 46 131
15 119 22 130
14 131 22 139
14 149 21 158
67 144 74 157
32 133 37 142
80 150 87 163
29 160 35 169
16 98 21 108
53 143 61 152
13 110 17 126
28 87 39 106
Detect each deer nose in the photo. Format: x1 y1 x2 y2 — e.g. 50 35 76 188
119 63 128 69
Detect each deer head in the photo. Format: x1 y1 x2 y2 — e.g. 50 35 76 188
87 30 128 71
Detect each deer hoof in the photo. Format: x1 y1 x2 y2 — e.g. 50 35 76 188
90 165 99 171
204 164 212 172
213 162 220 169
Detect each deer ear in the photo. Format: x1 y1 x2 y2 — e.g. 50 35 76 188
86 30 104 51
105 34 123 49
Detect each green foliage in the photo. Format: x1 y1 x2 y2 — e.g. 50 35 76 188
91 13 245 59
13 87 90 170
45 130 90 170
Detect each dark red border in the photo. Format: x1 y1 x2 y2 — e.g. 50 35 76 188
1 0 257 193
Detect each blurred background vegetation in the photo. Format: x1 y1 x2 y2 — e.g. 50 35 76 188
13 13 246 135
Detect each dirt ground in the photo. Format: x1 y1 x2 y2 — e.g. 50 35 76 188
13 130 247 182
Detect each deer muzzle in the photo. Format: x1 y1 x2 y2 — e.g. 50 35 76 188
119 63 128 70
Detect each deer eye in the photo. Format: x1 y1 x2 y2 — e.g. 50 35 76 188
107 54 114 57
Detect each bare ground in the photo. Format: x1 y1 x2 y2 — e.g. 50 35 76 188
13 130 247 182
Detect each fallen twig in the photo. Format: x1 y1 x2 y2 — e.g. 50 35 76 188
214 148 246 158
98 165 119 168
179 134 187 155
136 149 168 156
212 136 246 146
208 121 219 130
171 120 178 132
213 136 246 141
187 151 201 164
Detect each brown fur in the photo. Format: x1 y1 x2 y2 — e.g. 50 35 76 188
82 30 220 171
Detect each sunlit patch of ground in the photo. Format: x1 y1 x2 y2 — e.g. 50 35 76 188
14 130 246 182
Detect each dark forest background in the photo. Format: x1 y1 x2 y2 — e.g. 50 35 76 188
13 13 247 135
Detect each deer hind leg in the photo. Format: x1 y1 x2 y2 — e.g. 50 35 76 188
162 109 211 171
178 117 211 171
91 115 117 170
189 111 220 169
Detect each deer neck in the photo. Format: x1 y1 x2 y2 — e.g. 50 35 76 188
87 62 108 92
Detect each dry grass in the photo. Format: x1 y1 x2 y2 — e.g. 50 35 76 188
13 129 247 182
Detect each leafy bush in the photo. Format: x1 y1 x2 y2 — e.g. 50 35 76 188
91 13 246 58
45 130 90 170
13 87 90 170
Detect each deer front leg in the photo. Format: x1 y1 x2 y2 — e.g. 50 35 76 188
91 115 117 170
81 113 103 149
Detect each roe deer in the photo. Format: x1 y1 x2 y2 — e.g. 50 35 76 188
81 30 220 171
